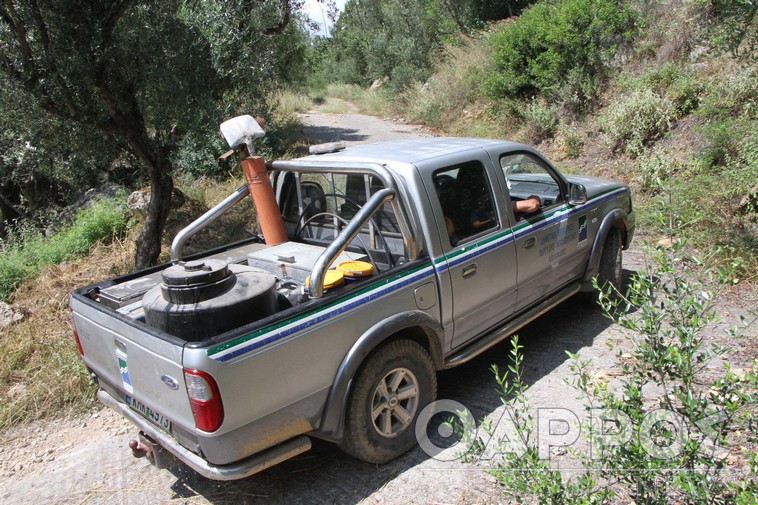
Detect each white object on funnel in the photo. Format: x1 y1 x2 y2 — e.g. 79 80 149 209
220 115 265 155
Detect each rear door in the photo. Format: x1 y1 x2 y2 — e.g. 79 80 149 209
419 152 518 349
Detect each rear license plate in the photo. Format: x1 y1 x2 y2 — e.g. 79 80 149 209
126 395 172 431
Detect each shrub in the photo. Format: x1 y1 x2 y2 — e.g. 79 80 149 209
634 146 681 190
697 63 757 121
599 89 675 157
622 63 703 117
485 239 757 504
695 64 757 171
521 98 559 144
561 125 585 159
693 0 757 60
487 0 638 110
406 35 494 129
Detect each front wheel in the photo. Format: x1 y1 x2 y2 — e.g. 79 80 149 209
595 227 623 299
341 340 436 464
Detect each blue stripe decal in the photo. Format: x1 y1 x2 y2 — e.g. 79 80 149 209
210 187 627 362
211 263 437 362
434 188 627 274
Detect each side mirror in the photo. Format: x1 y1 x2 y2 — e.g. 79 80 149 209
569 183 587 205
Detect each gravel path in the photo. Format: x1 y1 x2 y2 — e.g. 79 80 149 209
1 111 753 505
298 110 433 145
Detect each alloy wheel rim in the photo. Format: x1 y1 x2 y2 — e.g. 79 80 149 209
371 367 420 438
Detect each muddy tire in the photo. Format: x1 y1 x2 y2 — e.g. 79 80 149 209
595 227 623 299
341 340 436 464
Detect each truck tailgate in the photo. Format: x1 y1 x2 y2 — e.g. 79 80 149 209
71 297 195 434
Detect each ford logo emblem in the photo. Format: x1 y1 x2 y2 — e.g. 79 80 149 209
161 375 179 390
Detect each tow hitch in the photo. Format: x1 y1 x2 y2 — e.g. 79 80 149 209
128 432 176 469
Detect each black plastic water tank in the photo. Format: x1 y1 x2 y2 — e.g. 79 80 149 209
143 259 277 341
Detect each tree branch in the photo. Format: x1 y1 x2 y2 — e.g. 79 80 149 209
27 0 48 49
1 0 36 81
261 0 291 35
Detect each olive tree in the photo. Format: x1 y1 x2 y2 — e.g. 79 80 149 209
0 0 304 267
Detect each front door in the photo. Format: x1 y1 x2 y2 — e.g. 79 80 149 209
492 151 586 310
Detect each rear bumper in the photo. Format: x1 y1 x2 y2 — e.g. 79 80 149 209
97 389 312 481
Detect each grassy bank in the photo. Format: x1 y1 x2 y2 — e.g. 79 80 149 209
301 1 756 278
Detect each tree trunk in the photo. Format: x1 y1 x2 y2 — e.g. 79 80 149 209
134 161 173 269
0 181 26 238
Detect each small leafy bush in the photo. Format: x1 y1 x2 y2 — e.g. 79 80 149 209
487 0 637 110
560 125 585 159
693 0 757 60
621 63 703 117
695 64 757 172
520 98 559 144
599 89 675 157
634 146 680 190
697 63 757 121
485 238 757 504
697 118 757 170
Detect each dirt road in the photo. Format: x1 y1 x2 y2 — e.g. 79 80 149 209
1 111 753 504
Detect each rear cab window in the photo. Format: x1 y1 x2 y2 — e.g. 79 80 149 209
432 160 498 247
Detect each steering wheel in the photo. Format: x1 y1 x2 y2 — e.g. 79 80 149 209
294 193 397 268
330 193 402 234
295 211 392 275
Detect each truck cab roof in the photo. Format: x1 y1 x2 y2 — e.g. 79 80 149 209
290 137 532 178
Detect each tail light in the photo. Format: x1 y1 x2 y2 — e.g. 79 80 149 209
70 307 84 356
183 369 224 432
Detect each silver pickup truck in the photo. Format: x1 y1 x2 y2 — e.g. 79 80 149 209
70 119 634 480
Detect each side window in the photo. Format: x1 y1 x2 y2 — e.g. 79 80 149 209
433 161 498 246
500 153 564 219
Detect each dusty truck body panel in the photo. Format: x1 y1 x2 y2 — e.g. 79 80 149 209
70 136 634 480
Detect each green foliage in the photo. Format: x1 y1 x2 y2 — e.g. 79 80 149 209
560 125 585 159
327 0 463 91
582 239 756 504
1 1 310 266
695 64 757 171
487 0 638 110
633 146 681 190
486 337 610 505
320 0 540 92
0 197 128 301
694 0 757 60
276 90 314 115
697 64 757 121
488 237 757 504
520 98 559 144
619 63 703 117
599 89 675 157
405 34 495 129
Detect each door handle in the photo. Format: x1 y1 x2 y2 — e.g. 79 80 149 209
523 237 536 249
462 264 478 278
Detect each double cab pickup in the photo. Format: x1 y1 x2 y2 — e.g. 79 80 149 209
70 120 634 480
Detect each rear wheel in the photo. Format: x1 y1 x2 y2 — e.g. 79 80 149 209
342 340 436 464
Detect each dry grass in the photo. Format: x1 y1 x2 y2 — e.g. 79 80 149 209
0 232 136 429
0 176 263 430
